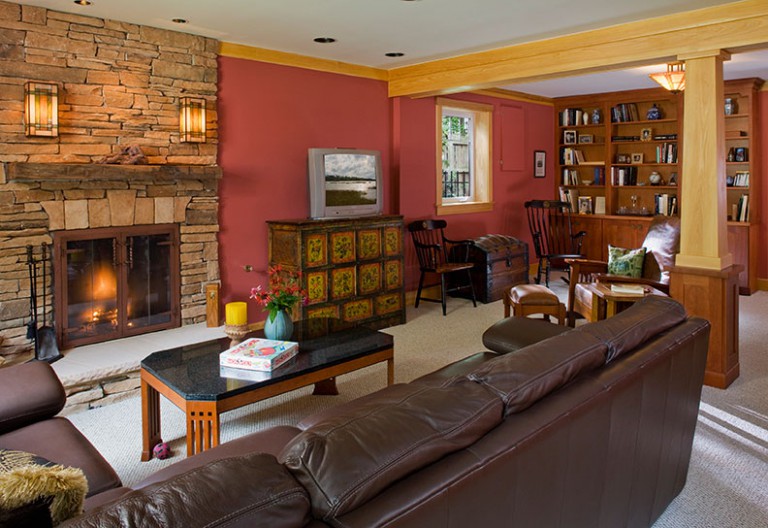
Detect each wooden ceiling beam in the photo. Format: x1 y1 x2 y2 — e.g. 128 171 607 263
388 0 768 98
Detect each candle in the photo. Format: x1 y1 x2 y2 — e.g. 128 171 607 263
225 302 247 326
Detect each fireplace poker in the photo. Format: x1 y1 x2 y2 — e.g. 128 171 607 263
36 243 62 363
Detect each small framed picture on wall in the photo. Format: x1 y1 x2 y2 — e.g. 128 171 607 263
534 150 546 178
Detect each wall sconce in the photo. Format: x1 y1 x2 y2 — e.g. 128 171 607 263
179 96 206 143
649 62 686 94
24 82 59 137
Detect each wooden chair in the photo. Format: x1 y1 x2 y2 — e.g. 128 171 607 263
407 219 477 316
565 215 681 326
525 200 587 287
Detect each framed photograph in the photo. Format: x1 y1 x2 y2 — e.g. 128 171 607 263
578 134 594 144
563 130 577 145
640 128 653 142
533 150 546 178
616 154 630 164
734 147 747 162
578 196 593 215
631 153 644 164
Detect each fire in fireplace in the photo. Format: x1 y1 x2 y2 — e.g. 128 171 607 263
53 224 180 349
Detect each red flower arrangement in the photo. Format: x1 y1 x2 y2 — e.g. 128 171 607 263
249 265 308 322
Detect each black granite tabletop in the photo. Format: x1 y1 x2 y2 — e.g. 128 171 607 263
140 319 394 401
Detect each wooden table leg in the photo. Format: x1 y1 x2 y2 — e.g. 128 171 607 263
141 378 161 461
186 402 220 457
386 356 395 385
313 377 339 395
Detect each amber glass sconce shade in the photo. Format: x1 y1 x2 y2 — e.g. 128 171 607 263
179 96 206 143
649 62 686 94
25 82 59 137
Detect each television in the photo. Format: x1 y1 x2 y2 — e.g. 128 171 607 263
308 148 383 219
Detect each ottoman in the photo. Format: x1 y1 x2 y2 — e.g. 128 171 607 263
504 284 566 325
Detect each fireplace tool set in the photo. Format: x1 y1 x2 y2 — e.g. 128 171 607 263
26 243 62 363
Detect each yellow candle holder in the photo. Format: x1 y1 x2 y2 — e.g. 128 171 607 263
224 324 249 346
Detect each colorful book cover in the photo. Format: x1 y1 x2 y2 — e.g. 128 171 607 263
219 338 299 371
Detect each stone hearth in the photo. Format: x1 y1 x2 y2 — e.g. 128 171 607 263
0 162 222 362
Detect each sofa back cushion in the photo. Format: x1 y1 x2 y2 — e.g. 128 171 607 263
58 453 310 528
469 332 607 415
0 362 65 435
577 295 687 362
279 380 503 521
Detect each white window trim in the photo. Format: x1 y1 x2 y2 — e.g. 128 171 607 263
436 97 493 215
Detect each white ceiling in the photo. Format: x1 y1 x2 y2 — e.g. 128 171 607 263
8 0 767 97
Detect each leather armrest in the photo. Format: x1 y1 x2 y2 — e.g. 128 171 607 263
0 362 66 434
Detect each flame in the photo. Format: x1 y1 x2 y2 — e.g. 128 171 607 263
93 263 117 300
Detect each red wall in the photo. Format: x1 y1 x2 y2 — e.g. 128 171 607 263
395 93 554 290
217 57 391 319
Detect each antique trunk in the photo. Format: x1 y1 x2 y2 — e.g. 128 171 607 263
465 235 529 303
267 215 405 329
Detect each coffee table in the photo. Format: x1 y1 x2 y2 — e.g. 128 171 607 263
140 319 394 460
582 282 666 321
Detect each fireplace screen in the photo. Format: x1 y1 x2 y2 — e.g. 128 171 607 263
54 225 180 348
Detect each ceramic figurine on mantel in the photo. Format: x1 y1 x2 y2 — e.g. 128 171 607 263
646 104 662 120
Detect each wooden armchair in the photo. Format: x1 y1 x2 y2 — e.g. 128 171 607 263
525 200 586 286
566 215 681 326
407 219 477 316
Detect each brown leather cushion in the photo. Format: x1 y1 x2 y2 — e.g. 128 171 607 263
469 331 607 415
641 216 681 283
0 418 121 497
59 454 311 528
577 295 687 362
510 284 560 306
279 380 503 521
482 317 571 355
0 362 65 435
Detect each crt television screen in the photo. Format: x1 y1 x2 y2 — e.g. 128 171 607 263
324 153 378 207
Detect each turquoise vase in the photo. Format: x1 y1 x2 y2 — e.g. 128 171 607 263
263 309 294 341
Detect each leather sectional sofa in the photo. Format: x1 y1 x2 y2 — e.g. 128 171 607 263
0 296 710 528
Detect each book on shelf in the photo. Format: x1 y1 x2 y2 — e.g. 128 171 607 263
655 143 678 163
737 194 749 222
732 171 749 187
559 186 579 213
611 166 637 186
610 103 639 123
593 167 604 185
654 193 677 216
219 337 299 372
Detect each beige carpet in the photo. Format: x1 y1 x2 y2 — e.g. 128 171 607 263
69 281 768 526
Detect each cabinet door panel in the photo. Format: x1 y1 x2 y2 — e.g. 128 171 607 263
570 216 603 260
603 219 649 254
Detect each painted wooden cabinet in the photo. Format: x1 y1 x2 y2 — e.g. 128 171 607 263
267 215 405 329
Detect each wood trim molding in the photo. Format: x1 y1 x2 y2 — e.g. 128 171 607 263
219 42 389 81
388 0 768 97
471 88 554 106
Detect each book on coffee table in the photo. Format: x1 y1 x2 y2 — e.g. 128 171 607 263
219 338 299 371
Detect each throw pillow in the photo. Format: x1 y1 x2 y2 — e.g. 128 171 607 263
0 449 87 526
607 245 646 278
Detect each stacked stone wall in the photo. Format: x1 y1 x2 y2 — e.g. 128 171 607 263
0 2 221 363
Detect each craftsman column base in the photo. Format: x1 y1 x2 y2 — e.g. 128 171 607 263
669 264 741 389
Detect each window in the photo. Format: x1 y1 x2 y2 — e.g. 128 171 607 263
436 98 493 215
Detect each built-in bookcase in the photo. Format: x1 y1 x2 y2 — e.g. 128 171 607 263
553 79 763 294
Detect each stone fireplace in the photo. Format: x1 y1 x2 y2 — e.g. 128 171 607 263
0 162 222 361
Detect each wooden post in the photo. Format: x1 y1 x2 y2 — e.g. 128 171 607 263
205 283 219 327
673 50 739 388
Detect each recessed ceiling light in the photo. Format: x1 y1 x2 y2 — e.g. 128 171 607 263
172 18 188 24
385 52 405 57
73 0 92 5
313 37 337 44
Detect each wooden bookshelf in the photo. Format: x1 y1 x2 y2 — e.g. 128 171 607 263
553 79 763 293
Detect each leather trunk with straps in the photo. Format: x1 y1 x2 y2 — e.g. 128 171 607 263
462 235 529 303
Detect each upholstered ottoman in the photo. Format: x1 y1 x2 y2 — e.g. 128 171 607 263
504 284 566 325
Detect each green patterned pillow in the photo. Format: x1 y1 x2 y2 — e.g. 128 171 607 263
607 245 646 278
